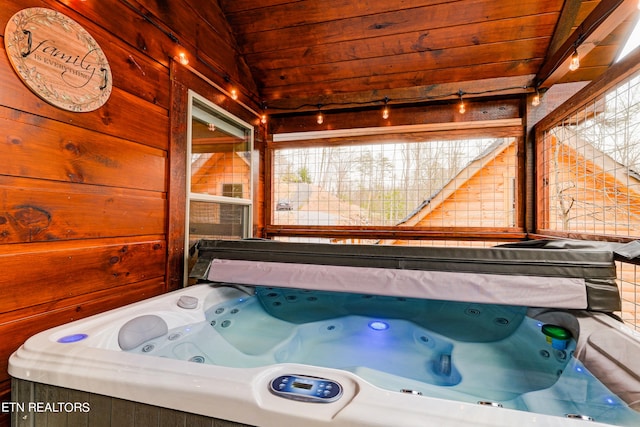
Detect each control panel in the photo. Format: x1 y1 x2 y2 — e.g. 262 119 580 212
269 374 343 403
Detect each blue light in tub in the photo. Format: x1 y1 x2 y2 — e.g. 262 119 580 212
57 334 88 343
368 320 390 331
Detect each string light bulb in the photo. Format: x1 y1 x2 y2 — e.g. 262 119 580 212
316 104 324 125
177 52 189 65
458 90 466 114
261 114 267 124
382 97 390 119
230 88 238 100
569 48 580 71
532 88 541 107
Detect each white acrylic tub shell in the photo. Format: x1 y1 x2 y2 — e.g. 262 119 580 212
8 285 638 427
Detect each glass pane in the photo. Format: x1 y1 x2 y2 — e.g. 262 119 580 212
191 102 251 197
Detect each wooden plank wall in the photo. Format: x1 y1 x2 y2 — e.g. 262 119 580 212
0 0 262 423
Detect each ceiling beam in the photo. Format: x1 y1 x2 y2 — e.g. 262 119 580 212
266 75 534 114
535 0 638 89
546 0 585 57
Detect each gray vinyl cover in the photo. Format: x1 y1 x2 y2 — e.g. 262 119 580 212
192 239 623 312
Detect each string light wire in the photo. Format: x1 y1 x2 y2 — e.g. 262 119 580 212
264 84 535 113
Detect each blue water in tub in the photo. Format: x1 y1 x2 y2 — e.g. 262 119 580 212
125 286 640 426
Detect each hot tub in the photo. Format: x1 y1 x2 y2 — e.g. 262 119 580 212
9 240 640 426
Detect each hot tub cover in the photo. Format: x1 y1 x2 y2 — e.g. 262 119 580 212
192 239 629 312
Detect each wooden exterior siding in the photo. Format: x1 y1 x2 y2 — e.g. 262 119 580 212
376 141 519 246
542 135 640 236
191 153 252 199
404 142 517 228
0 0 262 419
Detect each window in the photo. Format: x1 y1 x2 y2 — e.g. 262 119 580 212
273 137 518 229
186 92 253 271
537 68 640 331
538 74 640 238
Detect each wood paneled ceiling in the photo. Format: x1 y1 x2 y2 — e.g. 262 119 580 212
218 0 640 114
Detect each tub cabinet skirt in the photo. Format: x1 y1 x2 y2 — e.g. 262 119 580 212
11 378 253 427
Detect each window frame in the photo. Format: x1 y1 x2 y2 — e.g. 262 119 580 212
185 91 254 281
266 120 526 243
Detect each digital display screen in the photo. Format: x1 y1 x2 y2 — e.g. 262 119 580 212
270 375 342 402
292 381 313 390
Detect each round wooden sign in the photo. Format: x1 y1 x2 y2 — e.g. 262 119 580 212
3 7 112 112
